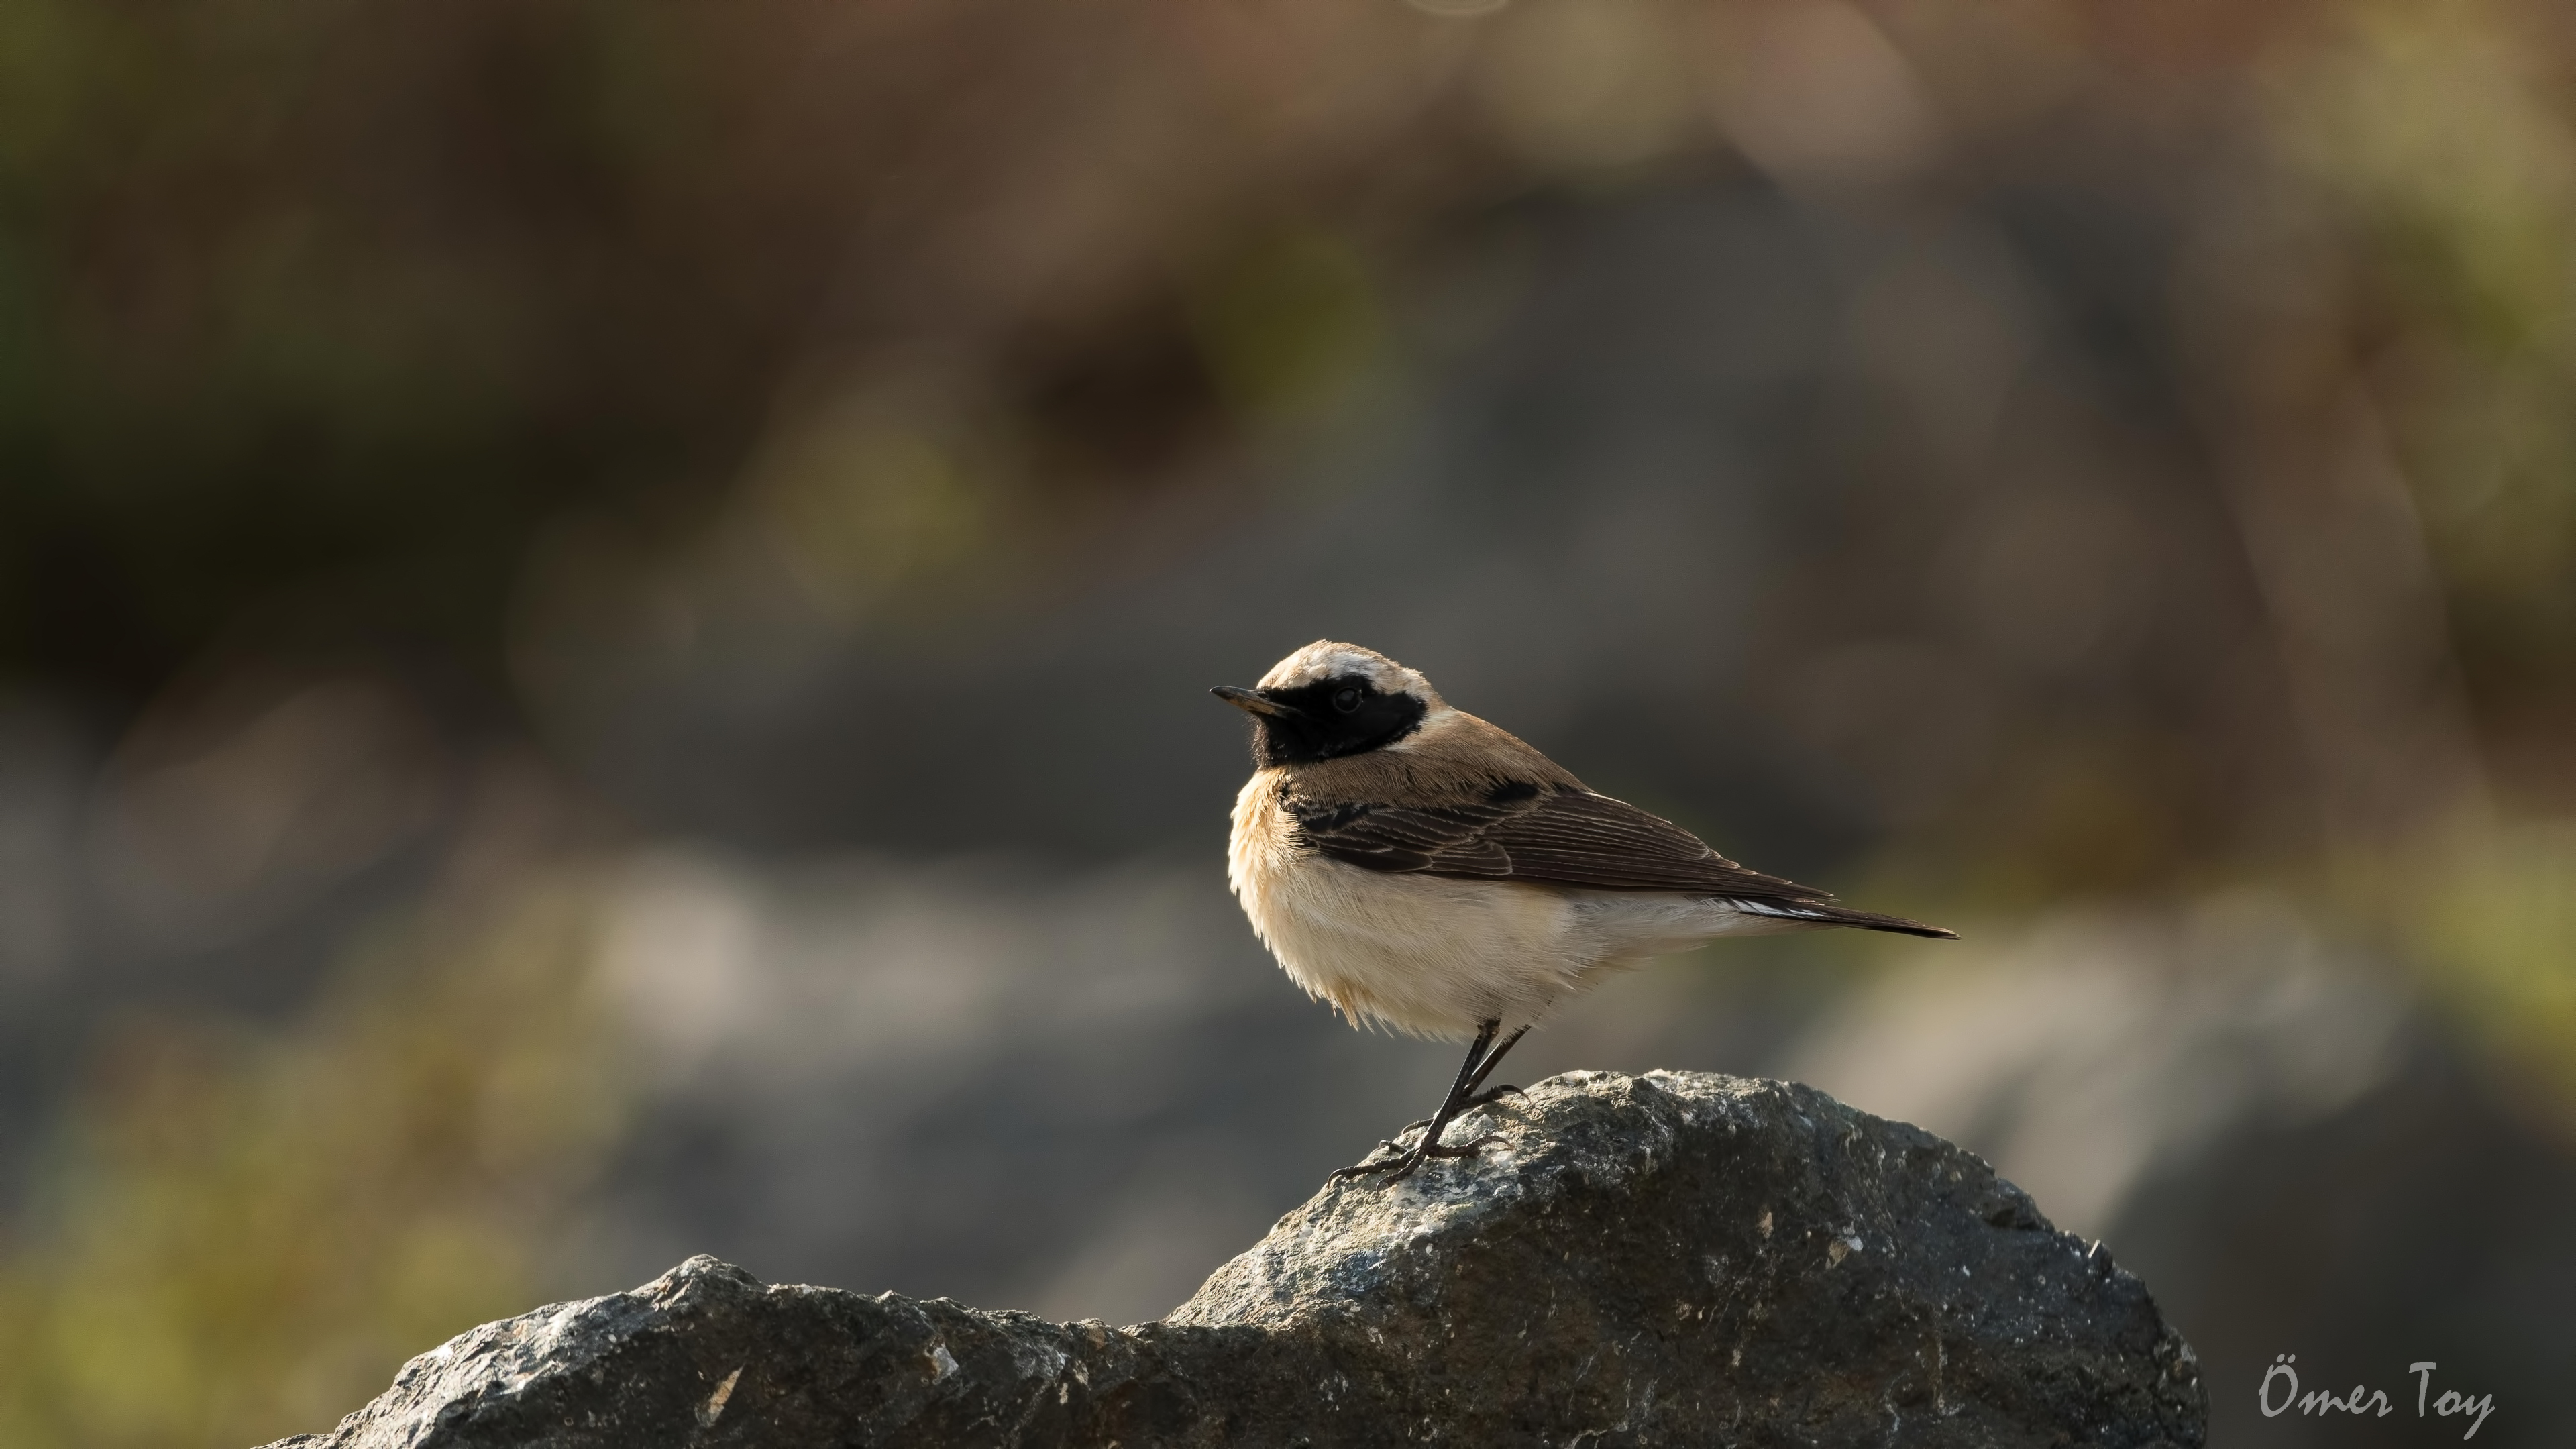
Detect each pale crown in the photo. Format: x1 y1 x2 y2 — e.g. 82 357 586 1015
1256 641 1442 707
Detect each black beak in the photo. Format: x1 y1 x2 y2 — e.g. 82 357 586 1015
1210 685 1298 718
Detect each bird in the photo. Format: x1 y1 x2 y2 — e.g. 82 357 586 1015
1212 640 1953 1183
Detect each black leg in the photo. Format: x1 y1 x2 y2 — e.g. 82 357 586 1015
1362 1018 1495 1141
1462 1024 1529 1102
1384 1023 1533 1137
1332 1019 1513 1184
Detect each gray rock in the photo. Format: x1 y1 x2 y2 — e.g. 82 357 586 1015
269 1072 2205 1447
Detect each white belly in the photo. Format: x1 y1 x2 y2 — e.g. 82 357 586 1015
1226 777 1786 1038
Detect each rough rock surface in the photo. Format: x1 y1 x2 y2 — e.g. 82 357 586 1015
268 1071 2205 1447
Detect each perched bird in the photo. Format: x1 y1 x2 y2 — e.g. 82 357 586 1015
1214 640 1953 1181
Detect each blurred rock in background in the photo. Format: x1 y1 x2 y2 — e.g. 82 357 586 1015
1 1 2573 1445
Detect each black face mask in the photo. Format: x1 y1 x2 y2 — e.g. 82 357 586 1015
1249 677 1428 765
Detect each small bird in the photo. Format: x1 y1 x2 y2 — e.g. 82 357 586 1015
1214 641 1953 1182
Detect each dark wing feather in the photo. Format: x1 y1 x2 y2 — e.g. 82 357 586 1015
1289 787 1955 938
1279 800 1505 873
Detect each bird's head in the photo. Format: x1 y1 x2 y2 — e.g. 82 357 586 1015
1211 641 1442 767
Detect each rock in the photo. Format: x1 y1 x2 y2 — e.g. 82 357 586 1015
268 1072 2206 1448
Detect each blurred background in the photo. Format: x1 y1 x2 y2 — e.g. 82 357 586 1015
0 0 2571 1444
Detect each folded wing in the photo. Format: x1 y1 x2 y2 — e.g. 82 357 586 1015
1289 786 1955 939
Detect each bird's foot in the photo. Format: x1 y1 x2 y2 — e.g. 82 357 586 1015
1387 1087 1523 1140
1328 1131 1505 1184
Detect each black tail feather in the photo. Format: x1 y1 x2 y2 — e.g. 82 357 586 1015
1724 898 1957 940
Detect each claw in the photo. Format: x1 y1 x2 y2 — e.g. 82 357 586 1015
1329 1130 1505 1183
1366 1122 1433 1155
1330 1152 1408 1181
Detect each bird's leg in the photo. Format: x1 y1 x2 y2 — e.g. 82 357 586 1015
1371 1020 1498 1142
1460 1024 1529 1105
1384 1022 1534 1138
1333 1019 1511 1183
1378 1022 1532 1135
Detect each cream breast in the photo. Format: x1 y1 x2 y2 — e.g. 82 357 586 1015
1228 769 1595 1038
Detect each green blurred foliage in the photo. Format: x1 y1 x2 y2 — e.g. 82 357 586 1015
2401 823 2576 1126
2277 0 2576 751
0 885 623 1448
2262 0 2576 1106
0 0 748 701
0 0 1406 705
1187 231 1384 423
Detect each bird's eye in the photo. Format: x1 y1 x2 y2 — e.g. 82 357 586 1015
1332 687 1362 713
